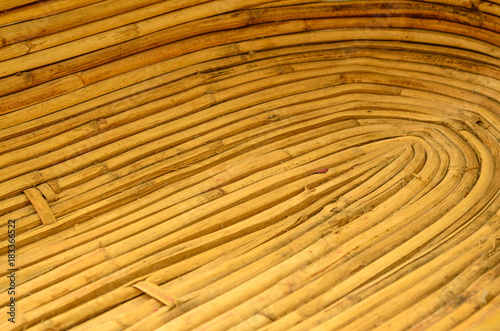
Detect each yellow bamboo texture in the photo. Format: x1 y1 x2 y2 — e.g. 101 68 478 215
1 1 500 330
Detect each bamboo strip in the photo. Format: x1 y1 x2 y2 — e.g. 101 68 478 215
0 137 401 295
306 212 500 330
0 105 362 253
1 126 494 330
132 282 181 309
1 38 498 161
0 1 499 329
9 219 285 330
64 165 384 330
207 166 454 330
35 184 58 203
0 109 344 254
124 144 418 328
199 134 450 330
0 104 426 246
0 0 104 26
250 2 493 27
0 80 352 239
0 139 406 290
0 65 492 209
0 47 244 141
23 188 56 226
4 50 497 160
0 195 28 219
0 71 347 197
453 284 500 330
0 0 38 12
0 146 407 329
255 131 492 331
0 107 476 252
0 5 250 97
110 151 414 331
0 74 85 116
2 33 496 131
0 0 173 46
0 83 486 248
22 101 480 220
373 244 500 330
0 0 277 79
97 125 484 331
410 258 500 330
33 205 324 330
304 228 500 330
2 59 341 166
2 10 499 113
25 0 213 54
152 141 430 329
258 161 458 330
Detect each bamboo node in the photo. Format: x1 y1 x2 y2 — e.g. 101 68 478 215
249 7 269 21
47 180 62 194
206 89 218 103
277 65 294 75
484 237 500 259
133 281 181 310
330 198 348 213
281 148 293 158
27 70 33 85
32 170 45 184
203 189 225 201
480 290 490 304
98 118 109 131
24 187 57 225
410 172 423 181
75 71 88 86
257 312 276 322
266 113 281 121
460 165 480 175
24 40 33 53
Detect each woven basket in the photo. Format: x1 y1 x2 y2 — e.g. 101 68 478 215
1 1 500 330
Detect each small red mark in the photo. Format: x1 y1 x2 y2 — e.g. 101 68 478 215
313 168 328 174
256 296 266 302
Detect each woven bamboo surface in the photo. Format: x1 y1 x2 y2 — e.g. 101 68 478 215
1 1 500 330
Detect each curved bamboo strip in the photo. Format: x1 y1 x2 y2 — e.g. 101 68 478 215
0 1 500 330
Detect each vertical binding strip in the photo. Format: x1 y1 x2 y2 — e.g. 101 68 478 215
24 187 57 225
133 281 181 310
37 182 58 202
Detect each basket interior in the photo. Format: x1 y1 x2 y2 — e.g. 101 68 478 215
1 1 500 330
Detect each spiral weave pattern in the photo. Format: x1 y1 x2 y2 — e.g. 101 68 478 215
0 1 500 330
